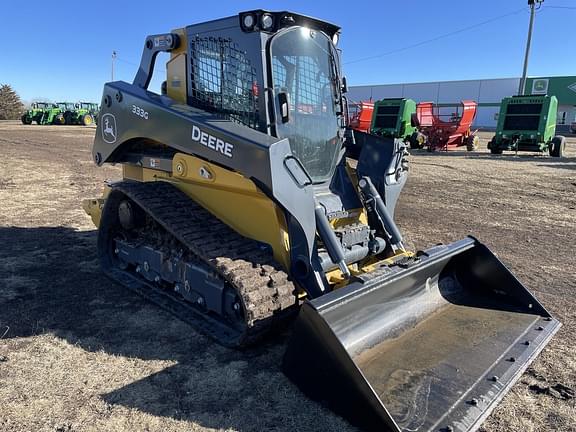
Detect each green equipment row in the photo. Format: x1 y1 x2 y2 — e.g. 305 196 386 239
21 102 99 126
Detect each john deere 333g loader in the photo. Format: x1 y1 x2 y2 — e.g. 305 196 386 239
83 10 560 432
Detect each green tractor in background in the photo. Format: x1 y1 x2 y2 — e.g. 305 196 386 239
53 102 100 125
36 103 63 125
488 95 565 157
60 102 99 125
369 98 424 148
54 102 76 125
21 102 52 124
21 101 100 126
72 102 99 125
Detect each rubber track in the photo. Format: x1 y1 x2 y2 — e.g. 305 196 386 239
106 181 297 347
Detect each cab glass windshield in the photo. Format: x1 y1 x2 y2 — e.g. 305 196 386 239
270 27 341 183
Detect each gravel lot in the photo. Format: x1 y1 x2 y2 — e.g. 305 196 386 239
0 121 574 432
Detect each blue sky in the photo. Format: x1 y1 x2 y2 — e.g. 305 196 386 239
1 0 574 104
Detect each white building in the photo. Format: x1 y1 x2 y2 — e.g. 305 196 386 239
347 76 576 130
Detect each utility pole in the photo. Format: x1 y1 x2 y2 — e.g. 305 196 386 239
111 51 117 81
518 0 543 95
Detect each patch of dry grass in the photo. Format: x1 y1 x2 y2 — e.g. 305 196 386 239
0 122 574 431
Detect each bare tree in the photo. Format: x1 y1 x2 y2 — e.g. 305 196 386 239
0 84 25 120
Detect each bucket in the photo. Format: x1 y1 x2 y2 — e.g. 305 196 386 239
283 237 560 432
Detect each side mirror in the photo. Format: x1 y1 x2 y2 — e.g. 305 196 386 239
411 113 419 128
341 76 348 94
278 92 290 123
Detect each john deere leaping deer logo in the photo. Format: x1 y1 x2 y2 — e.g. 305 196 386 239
532 79 549 94
101 114 117 144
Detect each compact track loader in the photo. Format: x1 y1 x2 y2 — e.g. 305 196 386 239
83 10 560 432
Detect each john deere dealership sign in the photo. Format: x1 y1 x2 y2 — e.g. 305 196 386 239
526 76 576 104
532 79 549 94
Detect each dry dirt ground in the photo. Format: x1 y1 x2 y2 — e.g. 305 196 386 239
0 121 574 432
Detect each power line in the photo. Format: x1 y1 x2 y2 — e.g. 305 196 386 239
344 7 526 65
546 5 576 9
116 57 139 67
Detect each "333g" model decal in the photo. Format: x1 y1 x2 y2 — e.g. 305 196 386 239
131 104 149 120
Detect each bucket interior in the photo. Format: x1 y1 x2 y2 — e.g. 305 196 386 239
354 291 540 431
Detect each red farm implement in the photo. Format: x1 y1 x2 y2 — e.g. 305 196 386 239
348 101 374 133
413 100 479 151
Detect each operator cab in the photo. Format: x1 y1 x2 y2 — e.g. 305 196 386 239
178 10 346 185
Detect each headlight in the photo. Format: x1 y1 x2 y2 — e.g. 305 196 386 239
242 14 256 30
261 13 274 30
